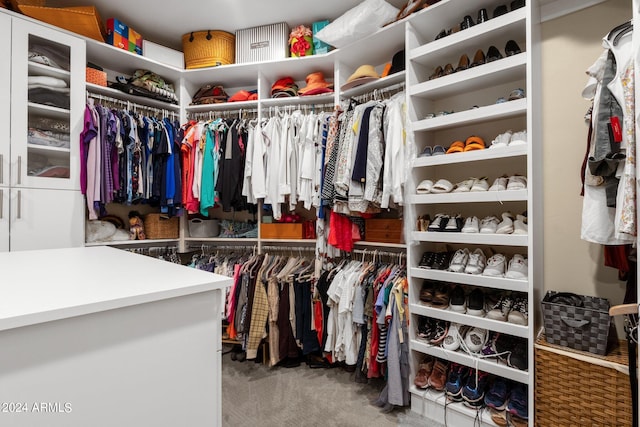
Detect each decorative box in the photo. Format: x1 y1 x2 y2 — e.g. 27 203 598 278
86 67 107 86
313 20 331 54
235 22 289 64
364 219 403 243
260 223 303 239
106 18 142 55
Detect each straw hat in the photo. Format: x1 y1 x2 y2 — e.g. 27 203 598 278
341 65 380 90
298 72 334 96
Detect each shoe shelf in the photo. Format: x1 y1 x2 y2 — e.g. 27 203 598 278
85 83 181 111
409 189 527 204
409 8 526 67
410 303 528 339
409 386 501 427
27 102 70 119
409 53 526 101
411 268 528 293
411 231 528 247
28 61 70 79
413 145 527 168
412 98 527 133
411 338 530 384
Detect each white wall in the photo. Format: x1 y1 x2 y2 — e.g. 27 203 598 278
541 0 632 332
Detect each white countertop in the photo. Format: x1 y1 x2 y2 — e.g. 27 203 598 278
0 246 231 331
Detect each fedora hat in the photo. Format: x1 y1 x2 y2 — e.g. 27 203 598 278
341 65 380 91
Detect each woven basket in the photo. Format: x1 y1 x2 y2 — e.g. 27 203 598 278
182 30 235 69
143 213 179 240
535 337 632 427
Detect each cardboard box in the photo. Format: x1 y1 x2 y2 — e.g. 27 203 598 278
260 223 303 239
143 40 184 69
313 20 331 54
235 22 289 64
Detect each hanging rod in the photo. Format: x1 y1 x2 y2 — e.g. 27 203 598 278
87 91 179 118
262 245 316 253
348 80 406 103
188 107 259 121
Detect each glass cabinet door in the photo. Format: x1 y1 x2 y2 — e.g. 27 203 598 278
11 18 85 190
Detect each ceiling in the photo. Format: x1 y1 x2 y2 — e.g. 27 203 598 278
47 0 407 51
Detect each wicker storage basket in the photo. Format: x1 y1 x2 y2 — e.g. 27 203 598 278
143 213 179 239
535 337 632 427
182 30 235 69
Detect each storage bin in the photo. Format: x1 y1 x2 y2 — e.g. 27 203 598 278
535 337 632 426
541 291 615 355
182 30 235 69
235 22 289 64
260 223 303 239
17 5 105 42
143 213 179 239
188 218 219 238
364 219 403 244
86 67 107 86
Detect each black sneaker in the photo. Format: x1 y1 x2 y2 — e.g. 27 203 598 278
449 285 467 313
467 288 485 316
419 251 436 268
507 339 528 371
420 280 436 303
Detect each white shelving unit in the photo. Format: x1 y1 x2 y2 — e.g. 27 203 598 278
405 0 539 425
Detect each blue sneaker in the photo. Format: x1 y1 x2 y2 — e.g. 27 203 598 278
462 369 490 407
507 382 528 420
445 363 469 401
484 376 510 410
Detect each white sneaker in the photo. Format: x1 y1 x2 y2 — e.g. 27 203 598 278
496 212 514 234
465 248 486 275
461 216 479 233
489 176 508 191
448 248 470 273
486 295 514 322
489 131 512 149
506 175 527 190
507 298 528 325
464 327 488 353
513 214 528 235
505 254 528 279
483 254 507 276
509 130 527 146
443 323 467 351
479 216 500 233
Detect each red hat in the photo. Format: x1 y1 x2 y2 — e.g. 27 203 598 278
228 90 251 102
271 76 298 97
298 72 333 96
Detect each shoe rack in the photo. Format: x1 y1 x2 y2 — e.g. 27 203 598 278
405 0 540 425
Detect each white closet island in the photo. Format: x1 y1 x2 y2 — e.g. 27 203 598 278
0 246 231 427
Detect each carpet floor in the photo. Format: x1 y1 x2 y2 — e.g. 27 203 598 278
221 350 446 427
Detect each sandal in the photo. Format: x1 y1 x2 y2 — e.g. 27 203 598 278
430 179 454 193
464 135 486 151
446 140 465 154
416 179 434 194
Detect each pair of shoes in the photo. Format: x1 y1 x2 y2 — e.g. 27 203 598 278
462 369 491 407
488 175 528 191
416 214 431 231
447 249 487 277
489 130 527 148
449 285 485 316
493 0 525 18
492 334 528 370
413 355 435 388
428 213 464 232
507 382 528 420
446 136 485 153
418 144 447 157
417 317 450 343
418 178 453 194
483 253 529 278
425 110 454 118
496 87 526 104
418 251 453 270
453 177 489 192
486 294 529 325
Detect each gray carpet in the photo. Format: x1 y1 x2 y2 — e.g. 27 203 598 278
221 350 445 427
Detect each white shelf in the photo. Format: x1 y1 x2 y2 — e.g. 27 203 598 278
409 8 527 67
340 71 405 99
413 98 527 132
185 99 259 113
354 241 407 249
259 53 335 80
409 386 501 427
409 189 527 204
410 303 529 338
411 339 530 384
260 239 315 244
410 53 526 100
410 267 528 293
27 102 70 119
28 61 70 79
413 145 527 167
334 15 406 67
412 231 528 246
261 93 335 107
27 143 70 156
85 83 180 111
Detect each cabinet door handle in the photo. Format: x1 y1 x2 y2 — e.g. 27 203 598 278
17 190 21 219
0 189 3 220
17 156 22 185
0 154 3 184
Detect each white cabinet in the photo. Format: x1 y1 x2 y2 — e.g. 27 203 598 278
0 14 85 251
405 0 539 425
